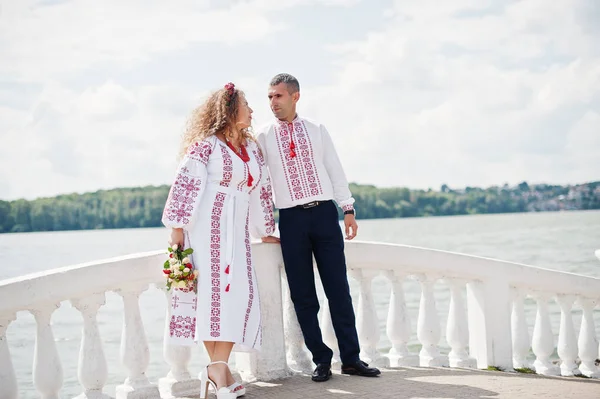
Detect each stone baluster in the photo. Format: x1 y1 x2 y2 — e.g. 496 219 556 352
416 275 447 367
320 299 340 367
159 289 199 398
446 279 475 368
0 313 18 399
282 273 312 373
116 285 160 399
349 269 388 367
531 294 559 375
71 294 111 398
384 271 418 367
31 304 64 399
577 298 600 378
511 289 531 369
556 295 580 377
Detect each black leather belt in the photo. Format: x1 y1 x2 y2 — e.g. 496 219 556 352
295 200 331 209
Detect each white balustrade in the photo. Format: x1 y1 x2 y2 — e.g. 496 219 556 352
577 298 600 378
159 289 199 398
320 299 341 367
350 269 388 367
71 294 110 399
416 275 448 367
446 279 475 368
2 242 600 398
385 271 418 367
116 285 160 399
235 244 288 381
281 271 313 373
510 288 531 369
32 304 64 399
531 294 560 376
0 313 18 399
555 295 580 377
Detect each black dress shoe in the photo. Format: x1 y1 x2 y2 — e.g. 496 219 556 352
341 360 381 377
312 363 332 382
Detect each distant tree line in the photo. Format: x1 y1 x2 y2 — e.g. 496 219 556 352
0 181 598 233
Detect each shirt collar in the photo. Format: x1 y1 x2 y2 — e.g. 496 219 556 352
276 114 300 126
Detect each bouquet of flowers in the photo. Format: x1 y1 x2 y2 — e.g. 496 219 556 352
163 244 198 292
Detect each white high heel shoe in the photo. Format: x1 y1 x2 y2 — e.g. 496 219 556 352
228 381 246 397
199 361 237 399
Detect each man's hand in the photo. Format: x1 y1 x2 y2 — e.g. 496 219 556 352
169 228 184 249
344 214 358 240
261 235 281 243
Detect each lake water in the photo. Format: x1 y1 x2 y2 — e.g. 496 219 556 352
1 210 599 398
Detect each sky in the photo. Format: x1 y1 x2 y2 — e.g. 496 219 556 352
1 0 599 200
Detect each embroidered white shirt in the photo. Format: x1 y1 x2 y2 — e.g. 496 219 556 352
257 115 355 211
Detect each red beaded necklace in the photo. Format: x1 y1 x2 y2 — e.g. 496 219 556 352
226 140 253 187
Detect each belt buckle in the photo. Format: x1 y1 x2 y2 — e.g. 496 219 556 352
303 201 319 209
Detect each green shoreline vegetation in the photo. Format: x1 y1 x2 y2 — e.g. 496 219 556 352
0 181 598 234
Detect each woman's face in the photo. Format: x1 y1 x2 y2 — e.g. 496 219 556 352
236 95 253 130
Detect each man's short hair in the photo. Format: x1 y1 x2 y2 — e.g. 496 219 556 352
270 73 300 94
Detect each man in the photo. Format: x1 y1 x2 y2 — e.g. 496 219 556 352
257 73 380 382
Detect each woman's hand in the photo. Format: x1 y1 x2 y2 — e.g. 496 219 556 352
169 228 185 249
261 235 280 244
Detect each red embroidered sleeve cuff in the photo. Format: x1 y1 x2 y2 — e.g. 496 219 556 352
342 204 354 212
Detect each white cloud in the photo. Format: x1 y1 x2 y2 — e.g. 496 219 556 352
0 0 598 200
0 0 281 80
295 0 600 190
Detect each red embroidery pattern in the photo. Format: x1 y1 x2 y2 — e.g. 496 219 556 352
169 315 197 339
299 121 323 197
254 324 262 348
172 292 197 310
254 144 266 166
188 140 213 165
342 204 354 212
248 148 262 195
210 192 226 337
163 170 203 225
242 213 254 342
260 184 275 235
220 145 233 187
275 120 323 201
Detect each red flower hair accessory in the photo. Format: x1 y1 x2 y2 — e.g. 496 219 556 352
224 82 236 106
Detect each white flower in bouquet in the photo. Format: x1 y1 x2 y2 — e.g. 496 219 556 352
193 270 199 276
172 244 178 251
177 280 188 289
183 267 190 273
174 269 182 276
182 257 190 264
169 258 178 265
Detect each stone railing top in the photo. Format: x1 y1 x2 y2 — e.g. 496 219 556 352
344 241 600 298
1 241 599 315
0 250 165 314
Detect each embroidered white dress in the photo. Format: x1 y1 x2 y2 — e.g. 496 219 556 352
162 135 275 351
257 115 355 211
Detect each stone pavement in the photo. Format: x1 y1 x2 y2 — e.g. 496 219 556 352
181 367 600 399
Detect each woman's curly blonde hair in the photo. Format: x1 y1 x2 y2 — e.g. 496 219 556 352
178 84 254 159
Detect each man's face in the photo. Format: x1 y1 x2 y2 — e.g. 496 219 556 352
268 83 299 120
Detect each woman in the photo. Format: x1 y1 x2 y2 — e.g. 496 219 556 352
162 82 279 399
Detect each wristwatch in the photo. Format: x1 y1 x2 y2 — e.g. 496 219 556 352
343 209 355 216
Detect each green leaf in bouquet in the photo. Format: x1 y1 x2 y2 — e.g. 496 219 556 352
179 266 185 271
168 247 173 252
186 248 194 254
163 260 170 268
